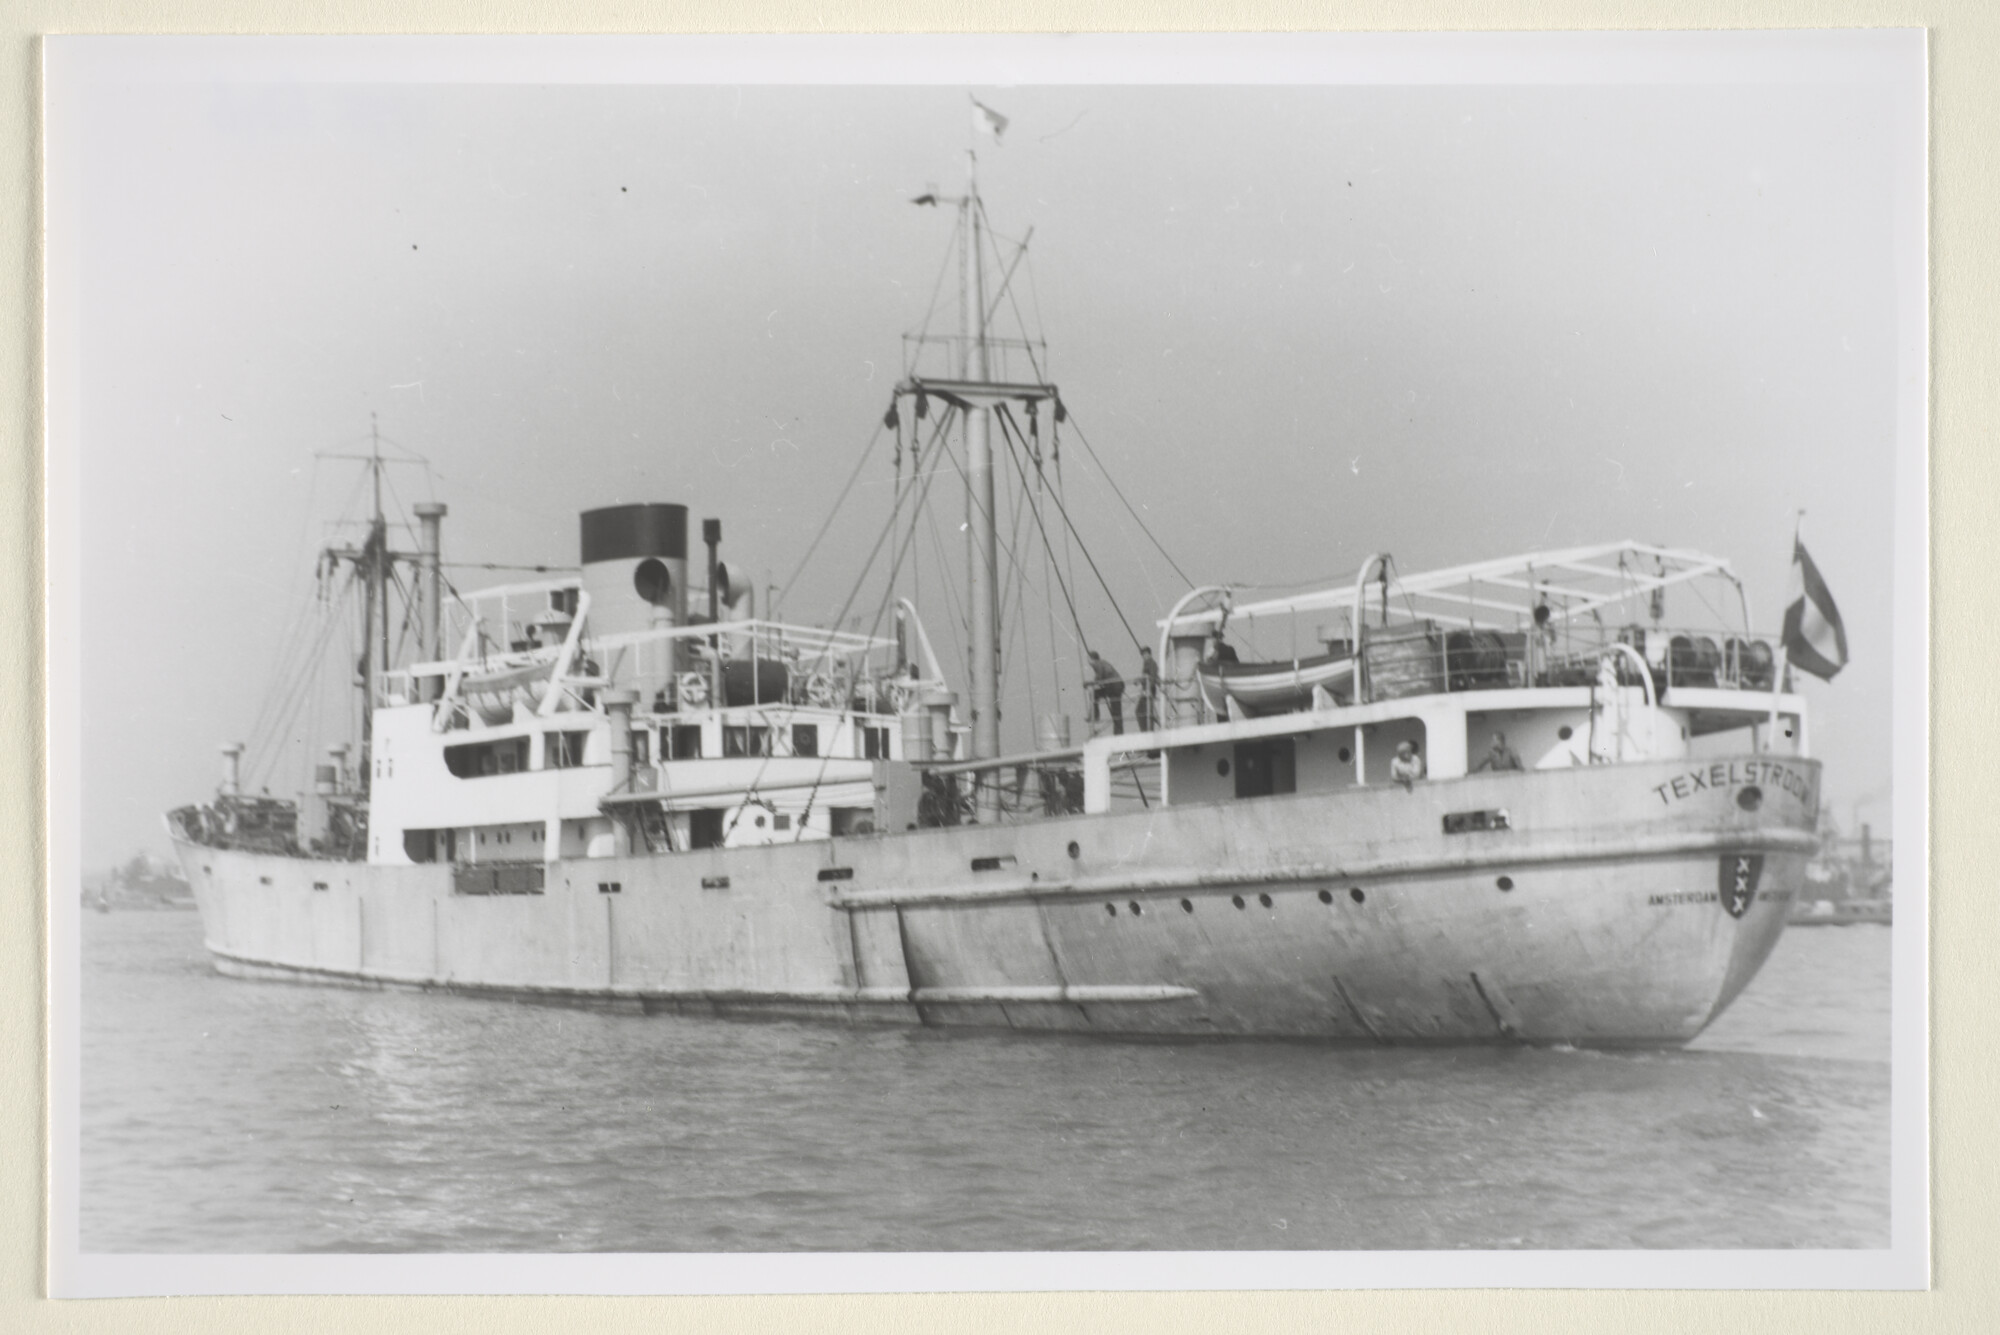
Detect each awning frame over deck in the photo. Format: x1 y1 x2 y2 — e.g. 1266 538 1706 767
1162 541 1754 638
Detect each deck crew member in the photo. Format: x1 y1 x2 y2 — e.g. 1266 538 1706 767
1135 647 1160 732
1390 740 1426 789
1473 730 1525 772
1086 649 1125 736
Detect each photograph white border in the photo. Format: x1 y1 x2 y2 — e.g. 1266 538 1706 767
41 29 1929 1298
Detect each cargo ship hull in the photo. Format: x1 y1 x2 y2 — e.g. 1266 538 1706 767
176 754 1815 1046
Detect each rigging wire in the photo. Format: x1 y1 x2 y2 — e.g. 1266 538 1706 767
237 461 367 757
1039 474 1067 717
992 408 1089 653
243 427 451 795
778 418 976 841
979 217 1192 599
905 208 964 378
915 409 1060 679
1000 435 1039 728
776 420 886 606
305 606 328 819
976 209 1193 658
921 494 969 667
1055 409 1195 590
981 234 1090 661
242 555 350 771
246 575 352 792
994 403 1141 655
385 563 415 671
723 410 955 840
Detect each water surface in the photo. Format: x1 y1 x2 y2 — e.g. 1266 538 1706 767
80 911 1890 1252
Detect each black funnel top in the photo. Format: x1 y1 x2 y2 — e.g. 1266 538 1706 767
581 504 688 564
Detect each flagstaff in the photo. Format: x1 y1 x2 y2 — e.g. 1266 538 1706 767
962 148 1003 809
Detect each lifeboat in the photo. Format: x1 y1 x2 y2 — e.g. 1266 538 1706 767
1196 650 1356 715
458 658 556 725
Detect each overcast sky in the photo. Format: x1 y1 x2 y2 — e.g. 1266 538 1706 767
59 52 1918 862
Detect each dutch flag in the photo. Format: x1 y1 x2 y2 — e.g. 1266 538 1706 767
1782 539 1848 681
972 97 1009 144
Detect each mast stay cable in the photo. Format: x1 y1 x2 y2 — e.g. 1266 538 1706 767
995 403 1143 655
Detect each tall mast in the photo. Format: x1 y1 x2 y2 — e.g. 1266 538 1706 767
962 151 1002 770
360 414 390 762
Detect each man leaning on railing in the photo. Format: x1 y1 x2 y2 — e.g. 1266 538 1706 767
1087 649 1125 736
1390 741 1426 790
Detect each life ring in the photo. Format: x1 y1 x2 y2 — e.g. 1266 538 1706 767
676 672 710 708
806 673 838 708
888 680 920 714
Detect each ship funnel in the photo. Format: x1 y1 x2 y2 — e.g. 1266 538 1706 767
219 742 244 796
581 504 688 697
582 504 689 633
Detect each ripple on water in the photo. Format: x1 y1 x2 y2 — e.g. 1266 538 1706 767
81 913 1890 1253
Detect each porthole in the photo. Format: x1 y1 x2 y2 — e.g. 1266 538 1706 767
1338 746 1352 763
1105 903 1117 917
1232 895 1246 909
754 814 767 828
1737 786 1764 812
1128 901 1143 916
1067 841 1081 860
1258 892 1273 908
1557 725 1574 741
1349 887 1366 904
1496 876 1514 892
1181 899 1194 914
1318 888 1333 904
1216 759 1231 777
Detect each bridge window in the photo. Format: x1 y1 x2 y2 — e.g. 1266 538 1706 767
543 730 590 768
723 725 770 758
792 723 820 757
444 736 530 778
669 725 703 759
860 725 890 759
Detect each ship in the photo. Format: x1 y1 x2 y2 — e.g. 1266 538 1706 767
165 156 1822 1046
1790 828 1892 927
86 853 196 913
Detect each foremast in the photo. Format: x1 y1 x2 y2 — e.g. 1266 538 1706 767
891 151 1076 819
318 417 447 792
960 152 1002 785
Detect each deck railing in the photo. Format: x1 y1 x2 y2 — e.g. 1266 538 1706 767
1360 622 1783 705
